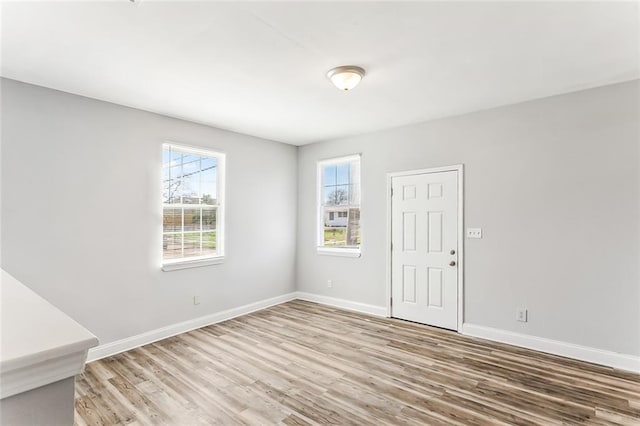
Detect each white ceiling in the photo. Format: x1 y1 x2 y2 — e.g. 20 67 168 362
2 1 638 145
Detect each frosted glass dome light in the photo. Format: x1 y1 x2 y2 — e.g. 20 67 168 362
327 66 366 91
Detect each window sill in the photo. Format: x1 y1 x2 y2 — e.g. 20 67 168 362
162 256 225 272
317 247 361 258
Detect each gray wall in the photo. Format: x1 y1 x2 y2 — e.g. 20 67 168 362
297 80 640 356
1 78 297 345
3 77 638 358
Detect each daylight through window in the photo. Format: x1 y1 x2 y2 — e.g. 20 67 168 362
318 155 361 252
162 144 224 264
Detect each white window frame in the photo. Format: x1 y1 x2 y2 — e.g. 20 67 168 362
317 154 362 258
161 142 226 271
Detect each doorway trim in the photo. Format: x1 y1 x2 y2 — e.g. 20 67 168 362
385 164 465 332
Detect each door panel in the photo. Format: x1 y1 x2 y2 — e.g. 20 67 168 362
402 265 417 303
391 170 459 330
403 212 416 251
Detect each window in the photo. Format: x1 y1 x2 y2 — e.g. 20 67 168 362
162 143 225 269
318 155 361 256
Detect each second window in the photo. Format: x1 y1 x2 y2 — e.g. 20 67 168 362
318 155 361 253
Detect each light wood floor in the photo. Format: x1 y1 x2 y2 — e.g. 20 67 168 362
75 300 640 425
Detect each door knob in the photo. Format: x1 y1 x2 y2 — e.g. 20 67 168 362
450 250 456 255
449 261 456 267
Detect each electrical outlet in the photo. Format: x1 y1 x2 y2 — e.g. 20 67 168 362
193 296 200 306
517 309 528 322
467 228 483 239
327 280 333 288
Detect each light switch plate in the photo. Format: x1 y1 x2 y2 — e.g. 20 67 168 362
467 228 482 239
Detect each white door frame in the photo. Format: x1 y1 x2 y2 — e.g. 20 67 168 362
385 164 464 332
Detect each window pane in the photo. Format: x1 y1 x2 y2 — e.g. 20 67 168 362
336 163 350 185
167 149 185 203
163 234 182 259
324 227 347 247
201 157 217 169
201 159 217 203
201 193 216 205
323 165 336 186
163 207 181 232
323 186 336 206
168 164 183 203
324 208 348 227
182 194 200 204
347 208 361 246
202 208 217 231
324 185 349 206
169 147 182 163
336 185 349 205
182 173 201 200
183 232 202 258
162 166 171 203
181 155 200 198
183 208 201 231
163 146 182 168
202 231 216 256
181 153 201 175
349 184 360 205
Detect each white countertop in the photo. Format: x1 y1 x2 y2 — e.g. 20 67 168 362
1 269 98 398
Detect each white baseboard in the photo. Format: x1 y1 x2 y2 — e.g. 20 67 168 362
87 292 297 362
294 291 388 317
87 292 639 374
462 323 640 373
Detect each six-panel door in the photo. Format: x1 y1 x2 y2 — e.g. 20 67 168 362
391 170 459 330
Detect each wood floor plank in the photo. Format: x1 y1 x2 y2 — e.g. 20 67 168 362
75 301 640 425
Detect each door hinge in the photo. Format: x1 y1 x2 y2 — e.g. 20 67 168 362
390 297 393 307
390 242 393 251
391 188 394 197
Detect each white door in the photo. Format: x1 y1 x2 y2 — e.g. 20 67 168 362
391 170 459 330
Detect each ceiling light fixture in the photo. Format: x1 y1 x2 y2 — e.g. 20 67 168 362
327 65 366 91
